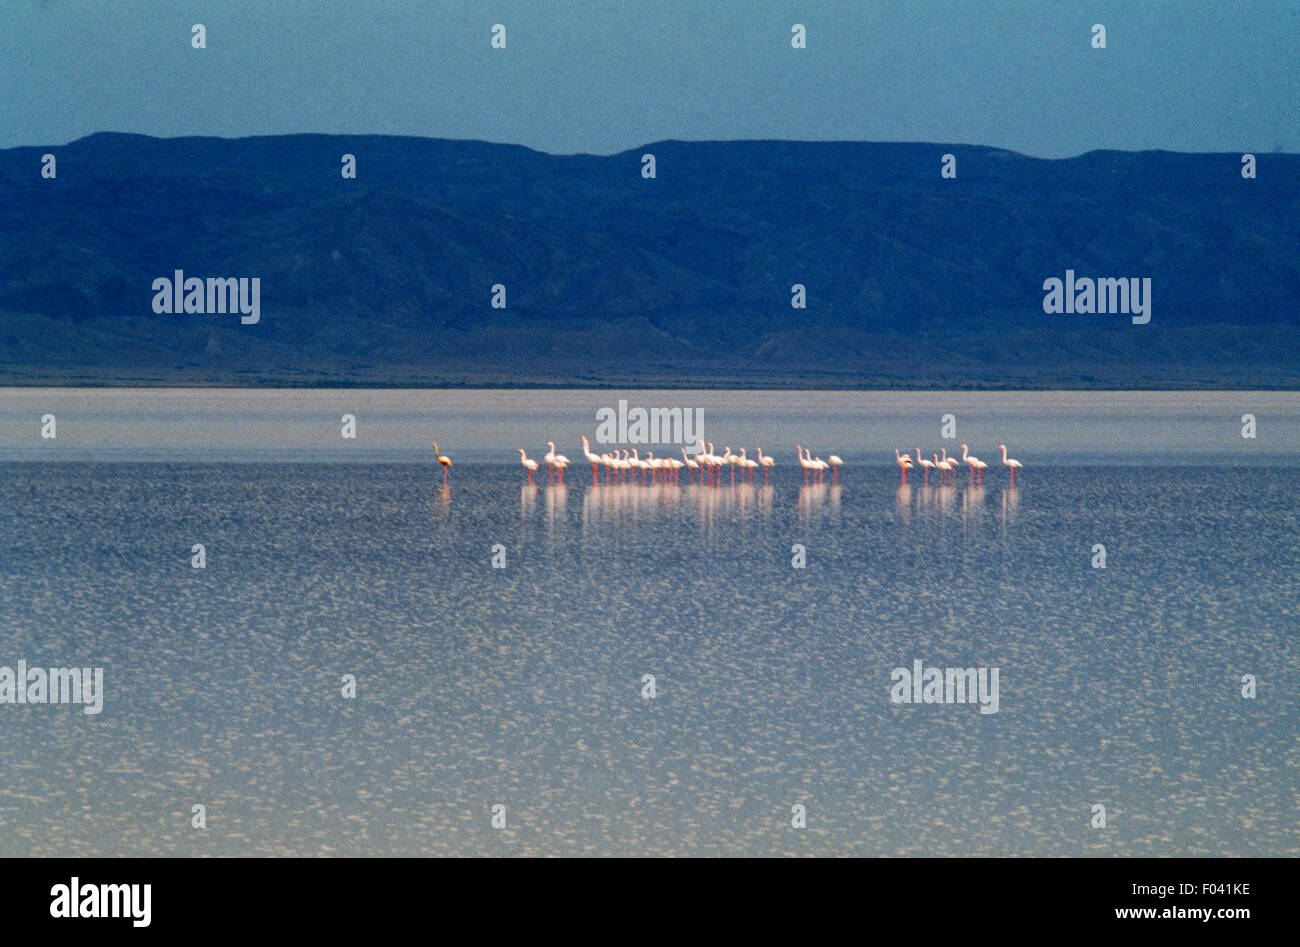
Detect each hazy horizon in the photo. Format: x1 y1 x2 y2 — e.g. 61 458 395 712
11 129 1299 161
5 1 1297 157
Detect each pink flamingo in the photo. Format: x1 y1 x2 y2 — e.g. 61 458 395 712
433 442 453 484
894 448 913 484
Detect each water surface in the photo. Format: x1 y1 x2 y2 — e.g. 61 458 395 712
0 390 1296 856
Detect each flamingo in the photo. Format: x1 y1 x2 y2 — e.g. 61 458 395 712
580 436 602 484
960 444 987 485
914 448 935 485
939 447 956 484
545 441 569 484
518 448 539 483
757 447 776 481
681 447 700 483
712 442 727 486
737 448 757 482
707 442 722 486
796 445 814 482
894 448 913 483
999 444 1023 485
720 446 736 485
432 442 453 483
933 452 953 483
828 454 843 483
629 448 648 484
802 446 821 482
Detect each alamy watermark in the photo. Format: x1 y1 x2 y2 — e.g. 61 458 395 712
50 877 150 927
0 661 104 715
890 659 999 714
594 399 704 452
151 270 260 324
1042 269 1151 324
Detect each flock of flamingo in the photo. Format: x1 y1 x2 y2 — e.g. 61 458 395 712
432 439 1024 487
895 445 1023 486
517 438 783 486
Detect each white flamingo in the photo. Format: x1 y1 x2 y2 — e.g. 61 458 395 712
828 454 843 483
960 444 987 485
796 445 814 481
939 447 956 484
629 448 649 484
613 450 631 484
720 446 736 484
757 447 776 480
545 441 569 484
914 448 935 484
737 448 758 481
681 447 700 482
580 436 602 484
518 448 538 483
999 444 1023 485
936 452 958 483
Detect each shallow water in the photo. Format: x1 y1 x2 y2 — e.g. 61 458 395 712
1 456 1296 856
2 388 1298 464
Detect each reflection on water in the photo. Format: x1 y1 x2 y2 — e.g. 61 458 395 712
797 483 842 521
0 461 1296 857
580 482 780 536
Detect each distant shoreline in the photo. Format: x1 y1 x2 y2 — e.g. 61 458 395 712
2 381 1298 392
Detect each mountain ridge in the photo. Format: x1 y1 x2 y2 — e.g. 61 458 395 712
1 133 1296 388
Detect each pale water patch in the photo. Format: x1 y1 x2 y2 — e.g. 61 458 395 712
0 388 1296 463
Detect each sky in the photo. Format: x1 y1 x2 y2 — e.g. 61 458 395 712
3 0 1297 156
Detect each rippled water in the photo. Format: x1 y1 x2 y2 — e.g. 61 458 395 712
1 454 1296 856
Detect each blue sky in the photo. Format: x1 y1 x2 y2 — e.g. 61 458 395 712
3 0 1296 155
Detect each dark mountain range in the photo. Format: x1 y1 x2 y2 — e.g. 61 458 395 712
1 133 1297 387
